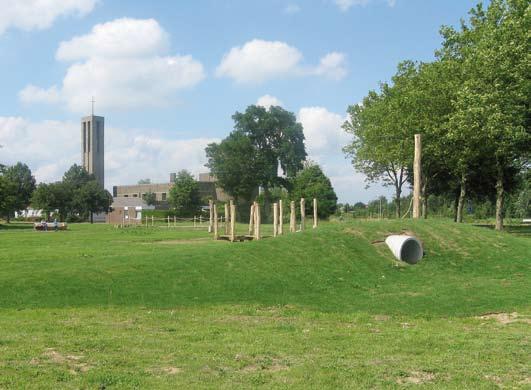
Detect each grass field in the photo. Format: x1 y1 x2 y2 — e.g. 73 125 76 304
0 220 529 388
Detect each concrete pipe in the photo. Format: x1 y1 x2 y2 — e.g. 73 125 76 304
385 235 423 264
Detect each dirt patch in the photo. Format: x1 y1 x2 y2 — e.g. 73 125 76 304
397 371 435 385
344 228 365 238
477 312 531 325
39 348 91 373
374 315 390 321
148 366 182 375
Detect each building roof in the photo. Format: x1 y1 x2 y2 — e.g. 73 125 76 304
111 197 155 209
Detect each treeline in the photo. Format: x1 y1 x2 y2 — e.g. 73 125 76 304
205 105 338 220
0 163 111 223
342 0 529 230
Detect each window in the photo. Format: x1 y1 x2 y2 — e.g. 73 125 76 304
124 194 129 197
133 194 138 198
161 193 167 201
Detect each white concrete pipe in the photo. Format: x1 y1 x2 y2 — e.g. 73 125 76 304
385 235 423 264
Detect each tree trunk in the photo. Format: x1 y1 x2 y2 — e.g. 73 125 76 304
90 212 94 224
422 177 428 219
395 184 401 219
262 185 271 223
456 173 467 223
495 164 504 231
453 194 459 222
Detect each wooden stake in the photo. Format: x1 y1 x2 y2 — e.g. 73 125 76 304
278 199 283 235
230 204 236 242
413 133 422 219
208 199 213 233
224 203 229 235
151 215 154 227
290 201 296 233
313 198 318 229
213 203 219 240
273 203 278 237
254 202 261 240
249 203 255 235
167 215 170 228
300 198 306 231
174 216 176 227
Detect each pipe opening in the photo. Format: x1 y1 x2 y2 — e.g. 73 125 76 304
400 238 423 264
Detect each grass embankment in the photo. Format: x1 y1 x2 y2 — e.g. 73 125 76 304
0 220 529 388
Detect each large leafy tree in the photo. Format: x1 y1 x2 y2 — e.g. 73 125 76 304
205 132 259 202
168 170 201 217
291 163 338 218
0 162 36 221
440 0 530 230
72 181 112 223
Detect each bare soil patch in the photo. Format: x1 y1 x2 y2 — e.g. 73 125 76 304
397 371 435 385
152 238 211 245
37 348 92 373
477 312 531 325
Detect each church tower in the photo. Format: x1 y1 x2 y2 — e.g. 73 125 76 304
81 113 104 188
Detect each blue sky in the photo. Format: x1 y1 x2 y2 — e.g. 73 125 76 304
0 0 480 202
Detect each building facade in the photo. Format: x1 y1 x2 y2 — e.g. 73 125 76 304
112 173 231 205
81 115 104 187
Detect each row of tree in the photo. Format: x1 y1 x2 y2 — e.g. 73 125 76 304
342 0 529 230
0 163 111 223
205 105 338 220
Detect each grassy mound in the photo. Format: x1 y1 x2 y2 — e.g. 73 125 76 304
0 220 529 388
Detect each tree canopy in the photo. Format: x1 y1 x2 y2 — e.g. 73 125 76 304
291 163 338 218
168 170 202 217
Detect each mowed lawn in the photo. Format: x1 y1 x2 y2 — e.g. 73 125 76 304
0 220 529 388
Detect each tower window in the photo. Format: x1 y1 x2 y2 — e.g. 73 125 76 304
87 121 91 152
83 123 86 152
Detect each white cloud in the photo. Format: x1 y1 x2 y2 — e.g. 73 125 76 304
334 0 396 11
0 0 97 35
56 18 168 61
284 4 301 14
256 95 283 109
309 52 347 80
297 106 350 159
19 18 205 113
216 39 347 84
0 116 218 190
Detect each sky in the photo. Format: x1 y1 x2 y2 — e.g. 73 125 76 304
0 0 480 203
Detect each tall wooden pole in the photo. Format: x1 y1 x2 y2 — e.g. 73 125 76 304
313 198 318 229
273 203 278 237
208 199 213 233
224 203 230 235
413 134 422 219
230 204 236 242
278 199 283 235
248 203 255 235
300 198 306 231
213 203 219 240
290 201 296 233
254 202 261 240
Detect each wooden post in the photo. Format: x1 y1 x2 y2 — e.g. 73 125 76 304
230 204 236 242
213 203 219 240
413 133 422 219
300 198 306 231
174 216 176 227
167 215 170 228
145 215 147 226
194 216 197 228
224 203 229 235
273 203 278 237
208 199 213 233
254 202 261 240
278 199 283 235
313 198 318 229
290 201 296 233
248 203 255 235
151 215 154 227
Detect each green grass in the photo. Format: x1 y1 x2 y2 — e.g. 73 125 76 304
0 220 529 388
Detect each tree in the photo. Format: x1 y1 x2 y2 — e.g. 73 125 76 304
143 192 157 206
0 162 36 221
31 183 57 220
343 63 419 218
72 181 112 223
291 164 338 218
205 132 259 202
233 105 307 205
440 0 530 230
168 170 201 217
